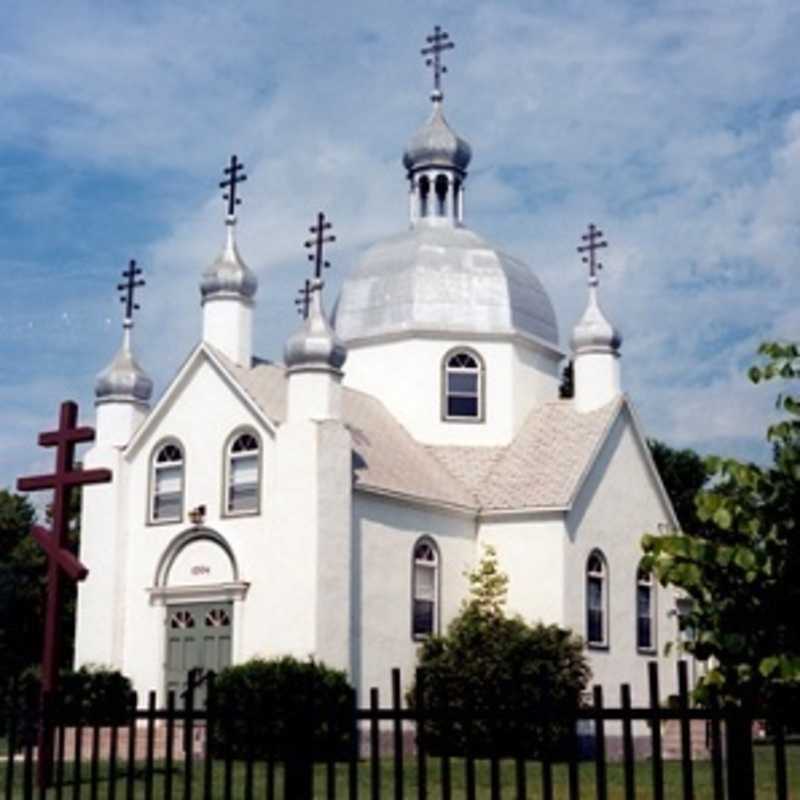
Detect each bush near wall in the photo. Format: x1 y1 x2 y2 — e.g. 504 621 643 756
210 657 355 760
407 546 591 758
10 665 133 726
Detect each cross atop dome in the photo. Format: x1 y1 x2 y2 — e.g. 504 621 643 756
304 212 336 281
421 25 454 101
219 154 247 219
577 224 608 287
118 259 145 325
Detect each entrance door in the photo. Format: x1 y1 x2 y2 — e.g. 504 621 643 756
165 602 233 703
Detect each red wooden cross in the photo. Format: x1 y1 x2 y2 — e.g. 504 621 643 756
16 400 112 786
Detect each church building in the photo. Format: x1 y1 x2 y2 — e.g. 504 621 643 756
75 35 680 706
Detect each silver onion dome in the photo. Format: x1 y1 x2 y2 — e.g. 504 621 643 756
571 287 622 353
402 95 472 174
95 325 153 405
200 219 258 302
285 280 347 371
332 224 559 347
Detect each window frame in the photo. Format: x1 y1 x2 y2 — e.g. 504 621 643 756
636 564 657 653
586 549 609 650
222 427 262 518
148 438 185 526
411 537 440 641
441 346 486 423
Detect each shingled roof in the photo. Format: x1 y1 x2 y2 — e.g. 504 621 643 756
215 350 621 515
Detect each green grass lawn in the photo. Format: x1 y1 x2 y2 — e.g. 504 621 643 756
0 745 796 798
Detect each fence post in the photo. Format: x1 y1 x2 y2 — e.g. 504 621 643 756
725 708 755 800
284 677 313 800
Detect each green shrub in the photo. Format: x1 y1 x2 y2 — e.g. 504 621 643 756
210 657 355 760
13 665 133 725
407 546 590 758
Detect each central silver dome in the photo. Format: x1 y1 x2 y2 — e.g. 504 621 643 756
333 224 559 346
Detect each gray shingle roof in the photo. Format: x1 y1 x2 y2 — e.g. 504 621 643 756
213 349 620 514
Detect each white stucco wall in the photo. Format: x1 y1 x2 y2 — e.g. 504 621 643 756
351 492 476 702
202 296 253 368
343 336 559 446
478 513 567 626
564 408 679 705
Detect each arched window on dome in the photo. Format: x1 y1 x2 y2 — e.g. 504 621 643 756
150 441 184 524
636 563 656 652
435 174 449 216
412 538 439 638
442 348 484 421
224 429 261 516
586 550 608 648
418 175 430 218
453 178 462 221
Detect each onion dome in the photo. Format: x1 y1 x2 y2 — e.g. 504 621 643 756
95 323 153 405
402 93 472 174
333 224 560 348
200 218 258 303
285 279 347 372
570 286 622 353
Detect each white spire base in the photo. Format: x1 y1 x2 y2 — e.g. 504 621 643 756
573 351 621 413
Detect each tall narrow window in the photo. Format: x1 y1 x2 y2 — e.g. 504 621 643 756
443 349 484 420
453 178 462 220
586 551 608 647
435 174 449 216
151 442 184 523
636 565 655 651
418 176 430 218
412 539 439 638
226 431 260 515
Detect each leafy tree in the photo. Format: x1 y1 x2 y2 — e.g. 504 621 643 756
408 546 590 757
642 342 800 709
0 485 82 688
648 439 709 532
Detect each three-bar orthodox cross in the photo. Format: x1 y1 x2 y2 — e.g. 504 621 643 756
118 259 145 321
16 402 112 786
577 223 608 286
304 212 336 280
295 279 312 319
421 25 454 95
220 154 247 217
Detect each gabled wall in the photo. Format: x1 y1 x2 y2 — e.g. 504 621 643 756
564 408 679 704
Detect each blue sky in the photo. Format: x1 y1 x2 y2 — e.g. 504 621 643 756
3 0 800 489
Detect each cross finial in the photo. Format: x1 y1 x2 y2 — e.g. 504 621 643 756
117 259 145 321
577 223 608 286
295 279 312 319
304 212 336 280
421 25 454 99
219 154 247 218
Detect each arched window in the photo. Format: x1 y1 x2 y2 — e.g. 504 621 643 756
453 178 462 220
443 349 484 421
418 175 430 218
636 565 655 651
225 430 260 515
150 442 184 523
586 551 608 647
435 174 449 216
412 539 439 638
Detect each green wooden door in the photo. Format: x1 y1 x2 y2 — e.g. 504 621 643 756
165 602 232 703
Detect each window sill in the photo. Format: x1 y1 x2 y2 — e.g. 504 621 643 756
637 646 657 655
587 642 610 652
441 416 485 424
412 633 435 642
221 509 260 519
146 517 183 527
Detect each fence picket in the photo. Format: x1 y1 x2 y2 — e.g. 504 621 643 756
620 684 635 800
648 662 664 800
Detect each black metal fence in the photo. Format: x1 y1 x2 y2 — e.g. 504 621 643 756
0 662 795 800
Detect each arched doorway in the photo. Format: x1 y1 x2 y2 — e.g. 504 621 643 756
151 528 249 700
